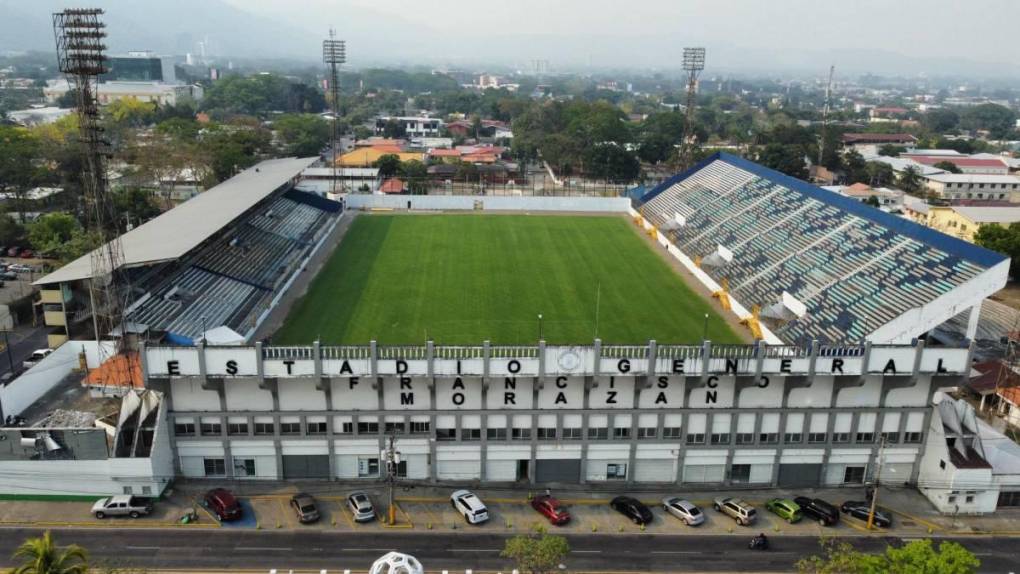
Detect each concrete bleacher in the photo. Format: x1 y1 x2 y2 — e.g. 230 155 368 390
126 189 340 341
637 152 1009 345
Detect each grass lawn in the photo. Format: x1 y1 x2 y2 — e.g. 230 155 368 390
275 214 743 345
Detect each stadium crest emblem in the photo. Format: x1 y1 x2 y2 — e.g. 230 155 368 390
557 349 581 371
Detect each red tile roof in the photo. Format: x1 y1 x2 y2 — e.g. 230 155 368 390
429 149 462 157
379 178 405 194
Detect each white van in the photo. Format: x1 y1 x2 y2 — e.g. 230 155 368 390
450 490 489 524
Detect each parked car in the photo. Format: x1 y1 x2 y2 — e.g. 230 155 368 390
346 492 375 522
202 488 242 521
530 494 570 526
765 498 803 523
840 501 892 528
92 495 154 519
8 264 30 273
713 496 757 526
794 496 839 526
18 249 32 259
450 490 489 524
661 496 705 526
6 247 19 257
0 271 15 280
609 495 653 525
290 493 320 523
22 349 53 369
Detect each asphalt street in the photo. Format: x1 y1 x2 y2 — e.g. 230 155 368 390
0 325 49 380
0 528 1015 572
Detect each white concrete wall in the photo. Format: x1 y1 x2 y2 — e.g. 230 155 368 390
346 194 630 213
0 340 114 418
0 457 166 497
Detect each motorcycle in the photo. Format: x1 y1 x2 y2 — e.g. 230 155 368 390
749 534 769 550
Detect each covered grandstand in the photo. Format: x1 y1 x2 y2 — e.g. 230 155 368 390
636 152 1011 346
35 157 344 345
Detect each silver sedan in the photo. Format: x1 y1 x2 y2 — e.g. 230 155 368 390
662 496 705 526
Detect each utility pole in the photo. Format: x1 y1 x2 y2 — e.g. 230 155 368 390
817 65 836 168
867 435 886 530
383 433 400 525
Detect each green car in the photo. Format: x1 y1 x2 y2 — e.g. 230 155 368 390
765 498 803 523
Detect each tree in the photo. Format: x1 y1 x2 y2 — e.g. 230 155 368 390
842 149 869 185
400 159 428 194
864 195 880 208
112 188 161 228
961 103 1017 139
922 108 960 134
898 166 924 195
10 530 89 574
27 213 91 263
501 534 570 574
583 143 641 181
381 118 406 139
0 213 27 247
0 125 44 222
374 154 402 177
797 537 979 574
757 143 808 180
273 114 330 157
877 144 905 157
974 222 1020 280
933 160 962 174
865 161 895 187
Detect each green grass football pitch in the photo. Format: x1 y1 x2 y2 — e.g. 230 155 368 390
275 214 744 345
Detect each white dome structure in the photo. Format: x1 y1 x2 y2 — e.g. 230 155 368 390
369 552 424 574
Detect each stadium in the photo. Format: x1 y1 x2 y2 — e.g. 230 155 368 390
14 152 1008 497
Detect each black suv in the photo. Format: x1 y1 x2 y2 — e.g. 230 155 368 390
793 496 839 526
610 495 653 525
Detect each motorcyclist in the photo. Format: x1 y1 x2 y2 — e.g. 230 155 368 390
750 532 769 549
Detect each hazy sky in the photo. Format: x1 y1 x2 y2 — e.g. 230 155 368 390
220 0 1020 74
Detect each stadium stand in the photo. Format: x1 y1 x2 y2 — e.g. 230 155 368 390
36 158 343 344
636 152 1010 345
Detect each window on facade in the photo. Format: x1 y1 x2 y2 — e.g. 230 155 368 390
410 421 430 434
662 427 682 439
843 466 866 484
512 428 532 440
904 432 922 443
537 428 556 440
710 433 730 445
280 422 301 435
736 432 755 445
783 432 802 444
384 422 405 435
335 422 352 434
358 458 380 477
587 427 608 440
436 428 456 441
833 432 851 443
562 427 582 440
203 458 226 477
174 421 195 435
686 433 705 445
233 458 256 477
254 421 275 435
357 422 379 434
307 421 327 435
881 432 899 444
759 432 779 444
227 421 248 435
200 421 222 436
461 428 481 441
613 427 631 439
730 464 751 483
638 427 657 439
856 432 875 443
142 486 152 495
965 494 975 504
487 427 507 440
948 494 957 504
606 463 627 479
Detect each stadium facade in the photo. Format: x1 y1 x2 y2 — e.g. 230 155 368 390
10 153 1013 509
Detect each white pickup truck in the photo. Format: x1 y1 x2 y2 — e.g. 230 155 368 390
91 495 154 519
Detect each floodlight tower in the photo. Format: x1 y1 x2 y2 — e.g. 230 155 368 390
53 8 128 350
323 30 346 197
678 47 705 171
818 65 836 167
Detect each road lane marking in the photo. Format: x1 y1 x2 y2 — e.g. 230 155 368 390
651 551 700 554
126 546 160 550
451 549 501 552
341 548 394 552
236 547 291 551
573 550 602 554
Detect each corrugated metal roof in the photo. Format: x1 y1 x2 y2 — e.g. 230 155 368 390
35 157 316 285
952 205 1020 223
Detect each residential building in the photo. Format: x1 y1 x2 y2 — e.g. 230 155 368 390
298 167 381 197
44 80 203 106
902 154 1009 176
841 133 918 155
101 52 176 83
374 116 443 138
923 205 1020 242
924 173 1020 202
823 183 904 211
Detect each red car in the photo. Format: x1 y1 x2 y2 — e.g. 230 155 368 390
18 249 32 259
531 495 570 526
203 488 242 521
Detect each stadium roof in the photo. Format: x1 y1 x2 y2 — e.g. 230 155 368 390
36 157 315 285
637 152 1010 345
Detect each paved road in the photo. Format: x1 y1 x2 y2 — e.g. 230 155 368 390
0 528 1014 572
0 325 49 379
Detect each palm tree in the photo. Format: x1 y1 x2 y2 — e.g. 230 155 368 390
10 531 88 574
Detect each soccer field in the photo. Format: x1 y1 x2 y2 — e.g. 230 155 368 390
275 214 744 345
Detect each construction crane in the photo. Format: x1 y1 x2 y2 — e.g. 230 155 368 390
817 65 835 167
53 8 130 353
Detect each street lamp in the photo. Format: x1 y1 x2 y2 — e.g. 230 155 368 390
702 313 709 342
538 313 544 341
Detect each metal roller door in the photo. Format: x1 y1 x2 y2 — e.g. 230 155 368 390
535 459 581 483
634 459 674 483
437 460 480 480
777 464 821 488
486 460 517 481
282 455 330 479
